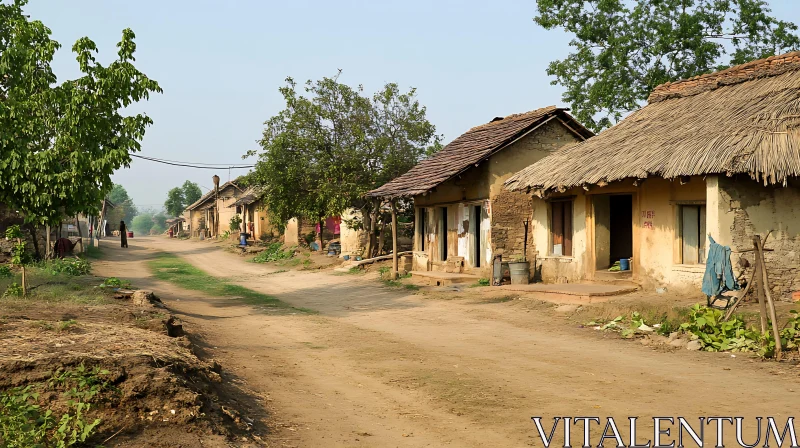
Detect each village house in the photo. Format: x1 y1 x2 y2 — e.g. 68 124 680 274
366 106 593 278
184 181 275 241
505 52 800 299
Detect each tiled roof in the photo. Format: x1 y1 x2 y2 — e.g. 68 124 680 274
366 106 592 198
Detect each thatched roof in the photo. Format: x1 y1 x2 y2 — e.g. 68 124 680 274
505 51 800 194
366 106 593 199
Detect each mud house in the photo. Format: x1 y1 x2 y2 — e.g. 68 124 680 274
505 52 800 299
367 106 593 277
228 188 277 241
184 180 244 238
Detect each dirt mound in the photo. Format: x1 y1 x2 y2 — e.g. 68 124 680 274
0 309 264 447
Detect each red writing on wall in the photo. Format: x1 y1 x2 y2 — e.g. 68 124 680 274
640 210 655 219
643 221 654 229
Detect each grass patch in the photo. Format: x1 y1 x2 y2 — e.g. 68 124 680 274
58 319 78 332
1 268 110 306
84 245 103 259
148 252 313 313
470 278 491 287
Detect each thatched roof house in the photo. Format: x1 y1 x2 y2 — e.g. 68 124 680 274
368 106 592 199
503 52 800 299
505 52 800 194
366 106 592 278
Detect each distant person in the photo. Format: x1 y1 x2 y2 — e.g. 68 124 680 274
120 221 129 248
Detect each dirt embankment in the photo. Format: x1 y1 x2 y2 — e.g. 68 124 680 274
0 282 267 447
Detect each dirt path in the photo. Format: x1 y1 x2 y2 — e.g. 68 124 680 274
93 236 800 447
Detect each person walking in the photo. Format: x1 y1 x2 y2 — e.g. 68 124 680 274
120 221 129 248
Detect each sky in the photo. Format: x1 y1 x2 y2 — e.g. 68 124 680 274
25 0 800 211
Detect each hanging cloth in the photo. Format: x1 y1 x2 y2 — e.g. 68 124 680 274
701 235 739 297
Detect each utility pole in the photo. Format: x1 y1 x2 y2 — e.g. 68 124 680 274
213 174 220 237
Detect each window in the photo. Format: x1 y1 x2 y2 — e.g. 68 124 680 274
550 200 573 256
680 205 706 264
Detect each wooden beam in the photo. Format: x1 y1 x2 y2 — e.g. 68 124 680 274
391 201 399 280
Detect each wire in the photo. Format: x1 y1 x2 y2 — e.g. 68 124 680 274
131 154 255 170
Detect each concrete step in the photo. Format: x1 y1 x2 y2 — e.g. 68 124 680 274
410 271 480 286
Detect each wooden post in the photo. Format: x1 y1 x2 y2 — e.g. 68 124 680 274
391 201 399 280
756 236 782 360
98 199 107 241
753 236 769 334
75 215 84 253
17 237 26 296
45 224 51 260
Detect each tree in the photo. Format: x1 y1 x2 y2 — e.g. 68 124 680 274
247 74 440 253
152 212 167 234
0 0 162 227
181 181 202 207
164 187 184 217
535 0 800 132
106 184 138 226
130 212 154 235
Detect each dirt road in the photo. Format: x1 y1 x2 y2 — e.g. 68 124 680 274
94 237 800 447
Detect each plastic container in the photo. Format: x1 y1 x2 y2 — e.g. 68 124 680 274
127 231 134 238
619 258 630 271
239 233 249 246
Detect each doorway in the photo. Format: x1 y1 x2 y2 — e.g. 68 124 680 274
593 194 633 270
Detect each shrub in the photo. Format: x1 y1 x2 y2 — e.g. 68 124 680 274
44 258 91 276
229 214 242 232
253 243 294 263
0 265 12 278
3 283 23 297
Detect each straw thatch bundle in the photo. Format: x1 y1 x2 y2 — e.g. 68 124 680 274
505 52 800 194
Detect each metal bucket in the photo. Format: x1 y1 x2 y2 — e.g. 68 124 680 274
508 262 530 285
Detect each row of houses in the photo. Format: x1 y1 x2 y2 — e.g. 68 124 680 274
367 51 800 299
177 51 800 300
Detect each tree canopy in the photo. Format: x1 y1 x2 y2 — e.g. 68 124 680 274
535 0 800 132
164 187 184 217
0 0 161 226
248 74 441 233
163 180 202 217
181 181 202 207
106 184 138 226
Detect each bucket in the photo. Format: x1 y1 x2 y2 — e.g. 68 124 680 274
508 261 530 285
239 233 249 246
127 231 134 238
619 258 630 271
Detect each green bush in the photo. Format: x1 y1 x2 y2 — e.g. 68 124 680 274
253 243 294 263
0 265 12 278
43 258 91 276
680 305 761 352
3 283 23 297
229 214 242 232
0 364 110 447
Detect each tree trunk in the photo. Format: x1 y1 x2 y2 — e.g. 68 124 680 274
377 217 387 257
391 201 398 280
26 224 41 260
362 204 373 259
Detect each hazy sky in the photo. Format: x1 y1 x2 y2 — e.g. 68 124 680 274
25 0 800 211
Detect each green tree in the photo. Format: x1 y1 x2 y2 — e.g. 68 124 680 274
181 181 202 207
130 212 154 235
247 74 440 253
0 0 161 227
535 0 800 132
106 184 138 226
152 212 167 234
164 187 184 217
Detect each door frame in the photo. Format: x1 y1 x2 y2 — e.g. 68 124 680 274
585 190 640 281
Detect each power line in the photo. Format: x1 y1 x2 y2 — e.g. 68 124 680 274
131 154 255 170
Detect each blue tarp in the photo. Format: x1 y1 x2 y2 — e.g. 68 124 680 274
701 235 739 297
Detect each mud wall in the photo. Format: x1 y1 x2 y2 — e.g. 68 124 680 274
717 175 800 301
